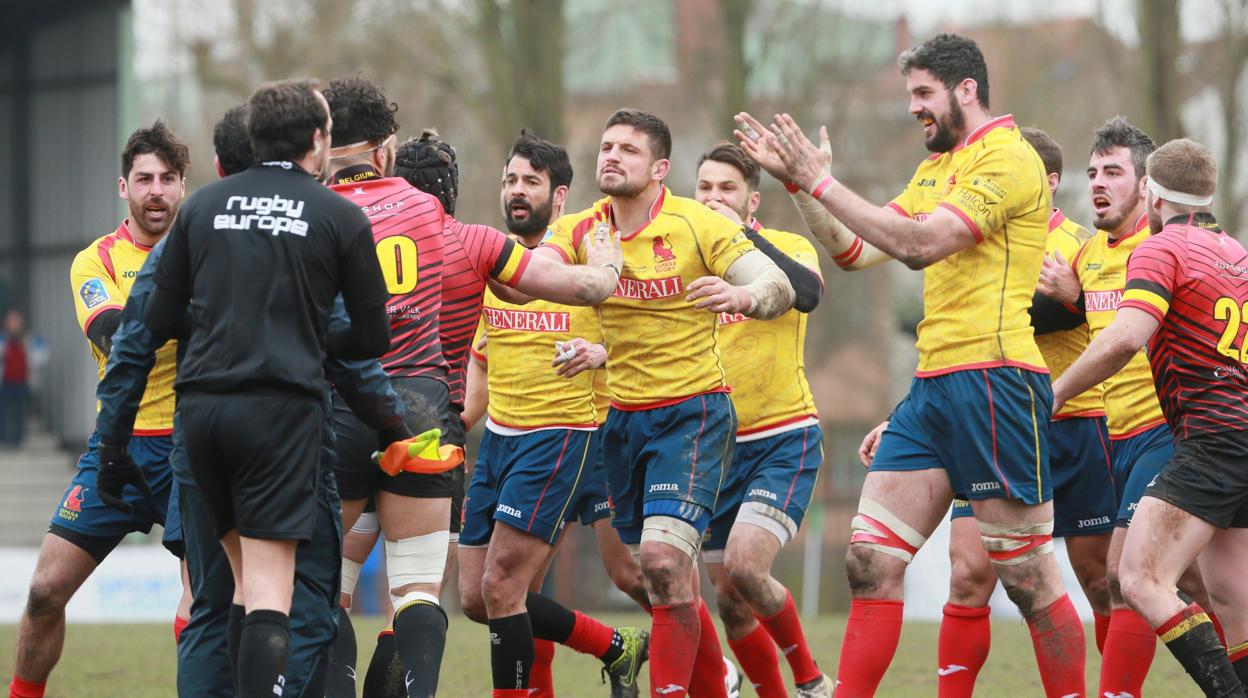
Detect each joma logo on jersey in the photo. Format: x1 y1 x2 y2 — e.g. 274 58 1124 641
1084 289 1123 312
969 481 1000 493
613 276 683 300
497 504 522 518
482 307 570 333
718 312 749 326
918 178 937 187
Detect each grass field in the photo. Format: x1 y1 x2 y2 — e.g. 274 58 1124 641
0 613 1195 696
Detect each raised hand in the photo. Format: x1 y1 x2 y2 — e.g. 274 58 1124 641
734 112 796 184
768 113 831 193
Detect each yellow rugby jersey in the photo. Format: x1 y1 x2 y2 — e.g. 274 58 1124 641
592 369 611 426
718 226 821 438
472 288 602 430
1072 214 1166 438
886 115 1050 377
543 188 754 408
1039 210 1105 419
69 220 176 435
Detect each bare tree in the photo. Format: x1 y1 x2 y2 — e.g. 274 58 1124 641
473 0 566 148
1136 0 1184 142
1213 0 1248 234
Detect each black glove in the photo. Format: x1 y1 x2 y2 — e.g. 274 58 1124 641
376 423 414 451
96 442 152 514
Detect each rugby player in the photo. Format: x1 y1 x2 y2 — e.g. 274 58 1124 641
85 102 413 698
1036 116 1220 696
928 127 1114 696
1052 139 1248 697
459 131 648 698
539 108 795 698
9 122 190 698
691 142 832 698
738 33 1087 697
143 78 394 698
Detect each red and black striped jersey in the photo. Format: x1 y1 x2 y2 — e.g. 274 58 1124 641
1120 213 1248 439
329 166 447 379
439 216 533 406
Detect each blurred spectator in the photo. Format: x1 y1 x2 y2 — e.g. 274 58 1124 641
1 310 38 447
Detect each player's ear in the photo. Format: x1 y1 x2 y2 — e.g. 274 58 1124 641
651 158 671 182
959 78 977 106
118 176 128 200
553 184 569 214
747 190 762 217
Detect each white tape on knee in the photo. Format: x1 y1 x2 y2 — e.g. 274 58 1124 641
385 530 450 588
351 511 379 535
977 520 1054 566
736 501 798 547
640 515 702 561
627 543 641 565
701 547 725 564
849 497 927 563
391 590 441 617
340 558 362 600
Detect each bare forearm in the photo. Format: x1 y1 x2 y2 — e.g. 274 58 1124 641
1055 329 1137 403
816 183 937 269
515 255 619 306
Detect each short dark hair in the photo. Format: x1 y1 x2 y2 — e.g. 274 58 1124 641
605 108 672 161
1020 127 1062 178
697 141 760 190
1091 116 1156 180
1147 139 1217 205
898 33 990 109
247 78 328 163
323 74 399 146
212 105 254 176
395 129 459 215
507 129 573 190
121 120 190 179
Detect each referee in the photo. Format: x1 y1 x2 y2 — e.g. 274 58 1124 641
144 79 391 698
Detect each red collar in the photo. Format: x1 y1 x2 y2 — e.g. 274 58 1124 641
1106 213 1150 248
748 218 763 232
117 220 153 251
606 186 667 240
951 114 1016 154
1047 208 1066 233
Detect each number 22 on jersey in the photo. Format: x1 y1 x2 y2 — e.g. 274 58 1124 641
1214 297 1248 363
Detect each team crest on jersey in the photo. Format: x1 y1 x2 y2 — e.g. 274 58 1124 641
79 278 110 310
652 235 677 273
58 485 85 521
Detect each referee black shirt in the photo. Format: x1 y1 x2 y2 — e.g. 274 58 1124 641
146 160 390 400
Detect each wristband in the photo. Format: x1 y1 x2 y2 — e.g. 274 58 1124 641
599 262 621 282
810 175 837 200
784 181 801 194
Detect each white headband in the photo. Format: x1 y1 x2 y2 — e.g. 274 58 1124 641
1147 176 1212 207
329 133 396 159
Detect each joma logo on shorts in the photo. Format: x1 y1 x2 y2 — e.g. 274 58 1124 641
969 482 1000 493
748 488 777 501
497 504 522 518
649 483 679 493
593 501 611 513
1078 516 1110 528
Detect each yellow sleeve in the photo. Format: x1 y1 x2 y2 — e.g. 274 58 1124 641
784 235 823 278
1046 226 1083 261
578 306 604 346
69 246 124 335
697 210 756 278
886 170 920 218
940 143 1045 244
541 214 590 265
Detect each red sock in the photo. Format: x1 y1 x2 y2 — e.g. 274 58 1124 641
1098 608 1156 698
8 677 45 698
1026 595 1086 698
173 615 189 644
686 600 729 698
758 590 821 685
530 638 555 697
727 623 786 698
649 603 701 698
565 611 614 658
1210 611 1228 647
834 598 904 697
1093 612 1111 655
937 603 991 698
492 690 528 698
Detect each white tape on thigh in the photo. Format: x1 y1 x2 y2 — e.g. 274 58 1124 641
701 547 725 564
385 530 450 588
977 520 1054 565
736 501 799 547
351 511 379 535
627 543 641 565
340 558 363 600
391 590 441 617
849 497 928 563
640 515 702 560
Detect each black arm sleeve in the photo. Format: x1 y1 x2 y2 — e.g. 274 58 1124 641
328 306 390 360
1030 291 1086 335
86 309 122 357
744 228 824 313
